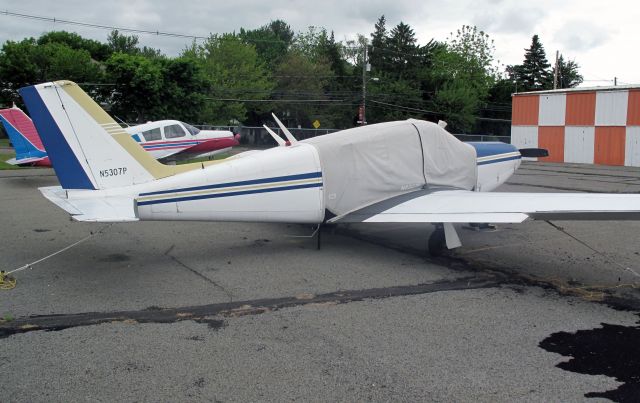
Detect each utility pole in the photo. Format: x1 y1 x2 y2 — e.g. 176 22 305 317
614 77 618 86
361 39 368 125
553 50 559 89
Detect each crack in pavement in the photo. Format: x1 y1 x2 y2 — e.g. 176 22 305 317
163 245 234 303
0 275 501 339
334 226 640 311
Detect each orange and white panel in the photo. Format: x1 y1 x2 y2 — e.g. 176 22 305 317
564 127 594 164
538 94 566 126
595 91 628 126
625 127 640 167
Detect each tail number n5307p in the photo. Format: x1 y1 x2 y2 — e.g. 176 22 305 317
99 167 127 178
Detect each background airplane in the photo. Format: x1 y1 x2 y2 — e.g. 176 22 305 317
0 106 240 167
0 105 49 166
128 120 240 162
21 81 640 255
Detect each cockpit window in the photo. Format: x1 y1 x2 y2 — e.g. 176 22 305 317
181 122 200 135
164 124 186 138
142 128 161 141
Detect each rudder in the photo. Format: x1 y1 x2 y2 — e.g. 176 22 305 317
19 81 193 190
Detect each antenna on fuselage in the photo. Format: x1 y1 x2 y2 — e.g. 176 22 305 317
263 125 286 146
271 113 298 145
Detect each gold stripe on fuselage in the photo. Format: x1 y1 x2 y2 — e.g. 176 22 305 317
136 178 323 203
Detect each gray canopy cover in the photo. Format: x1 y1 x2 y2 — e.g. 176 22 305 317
304 119 477 216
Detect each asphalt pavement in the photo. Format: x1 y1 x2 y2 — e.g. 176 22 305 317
1 162 639 402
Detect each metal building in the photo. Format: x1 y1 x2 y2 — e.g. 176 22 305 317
511 85 640 166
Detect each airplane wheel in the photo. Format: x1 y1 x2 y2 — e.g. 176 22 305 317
428 228 446 256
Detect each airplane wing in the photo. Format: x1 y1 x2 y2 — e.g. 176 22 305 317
161 136 240 161
329 188 640 224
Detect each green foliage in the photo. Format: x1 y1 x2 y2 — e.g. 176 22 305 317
0 20 565 135
369 15 388 72
273 50 333 127
555 55 583 89
37 31 112 61
239 20 293 69
432 81 480 132
104 53 163 122
424 25 500 132
103 53 208 123
367 76 423 123
0 37 103 104
185 34 273 124
107 30 141 54
510 35 552 91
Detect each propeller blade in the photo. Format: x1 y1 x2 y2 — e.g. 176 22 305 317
519 148 549 158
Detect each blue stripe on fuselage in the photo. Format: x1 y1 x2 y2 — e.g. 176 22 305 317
139 172 323 197
477 155 522 165
137 182 323 206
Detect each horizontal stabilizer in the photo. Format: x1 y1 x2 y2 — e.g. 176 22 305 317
519 148 549 158
329 188 640 224
5 156 48 166
39 186 138 222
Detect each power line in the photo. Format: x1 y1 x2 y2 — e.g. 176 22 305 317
1 10 208 40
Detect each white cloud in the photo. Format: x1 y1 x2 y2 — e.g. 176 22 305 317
0 1 638 83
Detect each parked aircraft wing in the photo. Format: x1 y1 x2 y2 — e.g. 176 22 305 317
329 188 640 224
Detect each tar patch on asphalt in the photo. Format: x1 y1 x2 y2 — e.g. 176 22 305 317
539 323 640 402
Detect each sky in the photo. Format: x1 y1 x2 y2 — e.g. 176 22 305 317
0 0 637 86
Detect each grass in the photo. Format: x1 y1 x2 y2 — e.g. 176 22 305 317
0 151 19 170
0 138 10 147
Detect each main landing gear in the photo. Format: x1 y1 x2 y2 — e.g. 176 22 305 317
428 223 462 256
428 224 446 256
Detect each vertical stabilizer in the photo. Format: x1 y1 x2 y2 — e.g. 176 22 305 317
19 81 201 190
0 106 47 162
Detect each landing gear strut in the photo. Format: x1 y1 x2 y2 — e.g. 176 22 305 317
428 224 446 256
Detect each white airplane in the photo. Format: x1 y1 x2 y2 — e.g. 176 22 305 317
20 81 640 254
0 106 239 167
127 120 240 162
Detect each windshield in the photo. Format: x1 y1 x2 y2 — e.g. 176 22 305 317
181 122 200 135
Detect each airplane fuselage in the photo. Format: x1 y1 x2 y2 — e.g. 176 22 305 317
128 141 521 223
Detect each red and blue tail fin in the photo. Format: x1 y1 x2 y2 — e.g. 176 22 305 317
0 106 49 165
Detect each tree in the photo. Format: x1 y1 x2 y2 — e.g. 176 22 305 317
272 50 333 127
184 34 273 124
369 15 388 73
239 20 294 69
158 57 209 122
387 22 420 79
37 31 111 61
103 53 164 122
432 81 480 132
512 35 551 91
426 25 500 132
366 75 423 123
107 30 141 55
0 38 103 105
554 54 583 88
